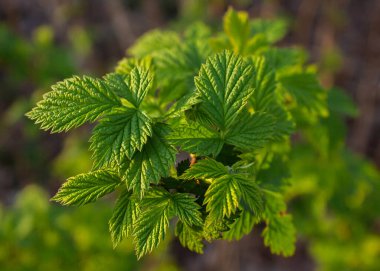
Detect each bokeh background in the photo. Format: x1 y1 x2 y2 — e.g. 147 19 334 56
0 0 379 270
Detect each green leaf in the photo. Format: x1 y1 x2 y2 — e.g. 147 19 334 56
205 174 241 219
155 41 210 83
105 66 153 108
195 50 254 131
245 35 269 55
202 212 231 241
279 72 328 117
175 221 204 253
52 170 120 206
27 76 121 133
184 22 212 41
250 18 288 43
109 189 140 247
128 30 180 58
181 158 228 180
223 210 258 241
89 108 153 168
238 175 264 215
184 105 219 131
152 40 210 104
121 124 177 198
140 188 172 207
262 191 296 257
250 57 277 111
168 124 223 156
225 111 276 150
210 33 231 53
328 87 358 117
134 188 171 258
262 214 296 257
205 174 263 220
262 48 307 73
249 57 294 140
171 193 203 227
183 160 263 218
223 7 250 54
164 92 201 119
270 105 295 140
134 201 170 259
114 57 152 75
221 9 288 54
256 155 291 191
248 56 294 140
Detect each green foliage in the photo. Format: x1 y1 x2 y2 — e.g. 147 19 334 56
216 7 288 56
263 214 296 256
109 189 139 247
204 173 263 219
287 107 380 270
183 158 263 220
133 188 202 258
225 111 275 150
26 76 122 133
170 193 203 227
121 124 177 198
223 210 258 241
223 7 251 54
175 221 204 253
168 124 224 156
133 191 171 259
128 30 180 58
0 186 176 271
250 56 277 111
181 158 228 179
279 72 328 118
105 67 153 107
27 7 380 265
51 170 121 206
262 191 296 257
195 50 253 131
250 18 288 44
90 108 153 168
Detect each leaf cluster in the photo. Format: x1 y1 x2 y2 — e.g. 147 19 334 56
27 7 332 258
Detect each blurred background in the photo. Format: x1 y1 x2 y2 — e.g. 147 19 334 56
0 0 379 270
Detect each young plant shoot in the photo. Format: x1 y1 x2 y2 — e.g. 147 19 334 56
28 8 333 258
